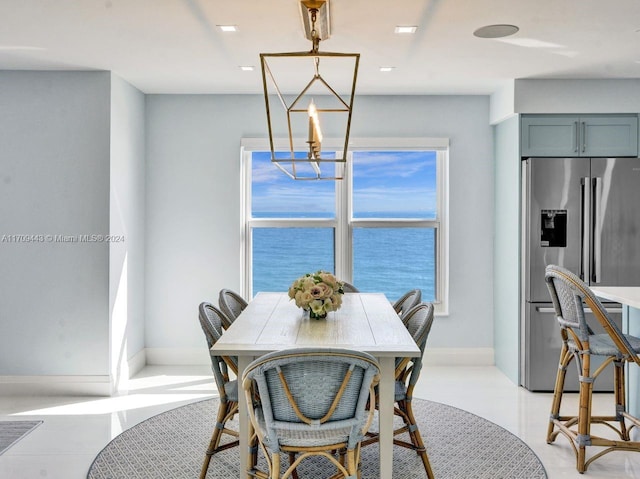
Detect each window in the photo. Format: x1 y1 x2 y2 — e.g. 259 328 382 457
241 138 449 313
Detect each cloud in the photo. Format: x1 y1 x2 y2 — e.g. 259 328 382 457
353 151 436 178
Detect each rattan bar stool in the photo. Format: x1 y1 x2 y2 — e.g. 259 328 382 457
545 265 640 473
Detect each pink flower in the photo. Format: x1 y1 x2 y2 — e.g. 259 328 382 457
289 271 345 315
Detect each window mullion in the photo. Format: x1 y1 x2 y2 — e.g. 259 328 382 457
335 155 351 281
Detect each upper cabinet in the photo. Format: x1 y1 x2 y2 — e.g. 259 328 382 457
521 115 638 157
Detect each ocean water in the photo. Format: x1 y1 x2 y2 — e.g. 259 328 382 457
252 213 436 303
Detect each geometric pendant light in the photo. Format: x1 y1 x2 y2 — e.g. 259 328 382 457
260 0 359 180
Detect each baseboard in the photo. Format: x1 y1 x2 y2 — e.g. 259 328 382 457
128 349 147 377
0 351 147 397
423 348 494 366
145 347 494 367
145 348 210 366
0 375 112 396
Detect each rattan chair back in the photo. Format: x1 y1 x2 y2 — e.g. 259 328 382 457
218 289 248 329
393 289 422 322
395 302 434 374
341 281 359 293
198 302 238 377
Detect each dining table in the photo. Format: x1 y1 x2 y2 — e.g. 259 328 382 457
210 291 421 479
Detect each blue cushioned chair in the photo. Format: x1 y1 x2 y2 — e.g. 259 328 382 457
242 348 380 479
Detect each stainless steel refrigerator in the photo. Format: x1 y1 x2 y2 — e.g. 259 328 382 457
521 157 640 391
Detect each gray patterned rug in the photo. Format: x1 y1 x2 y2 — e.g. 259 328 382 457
87 398 547 479
0 421 43 455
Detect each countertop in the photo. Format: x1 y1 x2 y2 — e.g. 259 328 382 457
591 286 640 309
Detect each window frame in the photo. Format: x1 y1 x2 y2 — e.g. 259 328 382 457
240 137 449 315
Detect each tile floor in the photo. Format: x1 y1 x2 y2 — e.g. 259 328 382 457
1 365 640 478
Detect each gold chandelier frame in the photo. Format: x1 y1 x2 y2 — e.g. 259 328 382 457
260 0 359 180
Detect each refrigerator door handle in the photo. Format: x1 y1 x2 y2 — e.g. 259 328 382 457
592 177 602 283
580 177 590 281
536 306 623 314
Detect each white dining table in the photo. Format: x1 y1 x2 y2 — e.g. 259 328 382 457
210 291 421 479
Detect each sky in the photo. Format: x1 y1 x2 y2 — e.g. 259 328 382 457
251 150 437 217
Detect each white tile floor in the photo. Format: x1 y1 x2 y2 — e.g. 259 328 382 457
1 365 640 478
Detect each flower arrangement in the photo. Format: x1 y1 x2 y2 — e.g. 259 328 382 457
288 270 345 319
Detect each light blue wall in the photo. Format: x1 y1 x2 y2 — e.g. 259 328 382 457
145 94 495 352
0 72 146 386
0 71 111 375
110 74 146 386
0 81 496 379
493 115 520 383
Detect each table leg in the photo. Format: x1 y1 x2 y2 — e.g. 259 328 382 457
377 356 395 479
237 355 252 479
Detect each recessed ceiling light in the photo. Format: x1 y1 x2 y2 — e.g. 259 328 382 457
218 25 238 32
240 66 255 71
379 67 395 72
473 24 519 39
394 26 417 34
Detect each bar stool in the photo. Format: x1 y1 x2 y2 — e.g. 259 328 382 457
544 265 640 473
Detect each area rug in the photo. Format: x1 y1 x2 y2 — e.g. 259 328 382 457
87 398 547 479
0 421 43 455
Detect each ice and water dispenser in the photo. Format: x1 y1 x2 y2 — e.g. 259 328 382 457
540 209 567 247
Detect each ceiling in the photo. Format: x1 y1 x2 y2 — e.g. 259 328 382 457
2 0 640 95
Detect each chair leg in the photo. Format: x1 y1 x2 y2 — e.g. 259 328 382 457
200 401 230 479
288 452 299 479
614 360 630 441
272 452 281 479
547 341 570 444
401 399 435 479
346 448 358 478
200 400 239 479
576 353 594 474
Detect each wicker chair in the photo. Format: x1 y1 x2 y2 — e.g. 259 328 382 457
218 289 248 329
392 289 422 323
544 265 640 472
242 348 380 479
363 302 435 478
341 281 359 293
197 302 241 479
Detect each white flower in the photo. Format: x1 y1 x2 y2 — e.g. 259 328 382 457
310 299 325 314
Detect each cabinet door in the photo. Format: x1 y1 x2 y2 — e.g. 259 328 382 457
581 116 638 157
521 116 578 157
